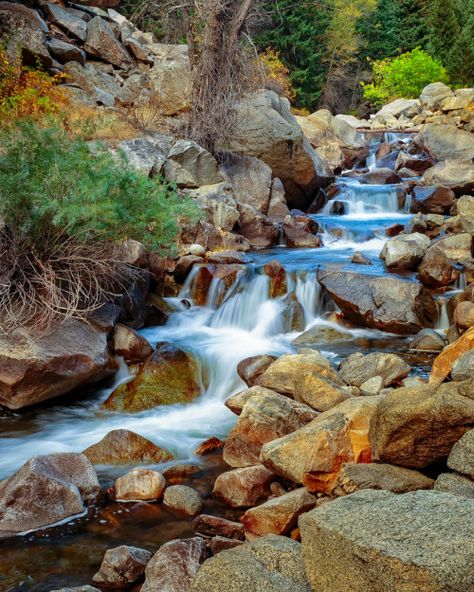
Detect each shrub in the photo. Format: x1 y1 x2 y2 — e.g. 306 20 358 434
259 48 295 102
362 48 448 108
0 121 201 331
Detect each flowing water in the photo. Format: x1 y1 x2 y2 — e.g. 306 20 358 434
0 131 451 590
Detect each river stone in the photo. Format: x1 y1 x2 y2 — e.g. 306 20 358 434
223 390 317 467
163 485 203 517
453 301 474 330
418 246 457 288
103 344 200 412
115 468 166 501
193 514 245 540
430 326 474 384
82 429 173 465
241 488 316 537
380 232 430 270
409 329 446 352
433 233 472 263
410 186 455 215
420 159 474 194
261 397 382 494
0 453 100 538
293 372 351 413
317 268 437 335
142 537 207 592
93 545 152 587
225 386 277 416
112 324 153 363
434 472 474 498
370 380 474 468
212 465 274 508
164 140 223 189
237 355 277 387
451 349 474 381
338 352 410 388
292 325 352 346
447 429 474 478
416 123 474 161
299 489 474 592
190 535 311 592
359 376 384 396
332 463 434 496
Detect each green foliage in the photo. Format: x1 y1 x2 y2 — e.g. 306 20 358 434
0 121 200 256
362 47 448 107
428 0 461 65
446 1 474 87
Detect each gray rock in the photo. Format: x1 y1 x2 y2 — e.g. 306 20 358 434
434 472 474 498
447 429 474 478
0 453 100 538
420 82 454 110
212 465 274 508
451 349 474 382
43 4 87 41
84 16 132 68
359 375 384 395
142 537 207 592
376 98 421 119
222 155 272 214
163 485 203 517
338 352 410 388
267 178 290 222
50 587 100 592
300 489 474 592
380 232 430 270
164 140 223 188
409 329 446 352
46 38 86 65
93 545 152 587
148 44 192 116
119 138 167 177
420 159 474 194
190 535 311 592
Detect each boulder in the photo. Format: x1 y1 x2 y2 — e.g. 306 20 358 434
261 397 382 494
103 344 200 412
409 329 446 352
223 156 272 214
297 109 366 150
332 462 434 496
164 140 223 189
451 349 474 381
225 385 277 416
142 537 207 592
299 489 474 592
264 260 287 298
186 183 239 231
241 488 316 537
82 429 173 465
447 429 474 478
93 545 152 587
267 178 290 222
0 319 117 410
43 4 87 41
282 216 321 248
417 123 474 161
118 137 168 177
380 232 430 270
47 38 86 65
360 376 384 396
440 88 474 111
221 90 333 209
453 301 474 330
376 98 421 119
193 514 245 540
430 327 474 384
420 82 454 110
238 205 279 248
209 537 244 555
434 472 474 498
362 167 401 185
0 453 100 538
115 468 166 501
112 324 153 363
370 380 474 468
84 16 132 67
418 246 458 288
410 186 455 215
433 233 472 262
223 390 317 467
420 159 474 194
338 352 410 387
293 371 350 413
148 44 192 115
163 485 203 517
292 325 352 346
212 465 274 508
317 268 436 335
190 535 311 592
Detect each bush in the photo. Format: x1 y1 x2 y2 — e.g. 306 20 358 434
362 48 448 108
259 48 295 102
0 121 201 330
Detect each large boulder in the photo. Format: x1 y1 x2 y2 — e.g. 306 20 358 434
299 489 474 592
410 186 455 215
434 472 474 498
370 380 474 468
380 232 430 270
376 98 421 119
84 16 132 68
338 352 410 387
0 319 117 410
185 183 239 231
419 82 454 110
430 327 474 384
212 465 274 508
93 545 152 588
420 159 474 194
221 90 333 209
261 397 382 494
297 109 366 150
164 140 223 188
148 44 192 115
451 349 474 381
317 268 437 335
103 344 200 412
418 246 458 288
190 535 311 592
222 156 272 214
43 4 87 42
416 124 474 161
447 429 474 479
0 453 100 538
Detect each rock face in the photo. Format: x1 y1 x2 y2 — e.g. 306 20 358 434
142 537 207 592
300 489 474 592
190 535 311 592
212 465 274 508
115 468 166 501
222 90 333 209
338 352 410 387
104 344 200 412
380 233 431 270
370 380 474 468
93 545 152 587
0 319 117 410
0 453 100 538
83 429 173 465
318 269 437 335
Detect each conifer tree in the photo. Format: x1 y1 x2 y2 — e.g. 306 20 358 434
428 0 460 64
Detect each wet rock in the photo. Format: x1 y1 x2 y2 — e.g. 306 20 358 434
410 186 455 215
194 436 223 456
148 44 192 116
434 233 472 262
103 344 200 412
395 152 433 175
338 352 410 387
380 232 430 270
282 216 321 248
264 261 287 298
281 293 305 331
430 327 474 384
292 325 352 346
193 514 245 540
453 301 474 330
416 123 474 161
409 329 446 352
267 178 290 222
47 38 86 65
163 464 201 481
163 485 203 517
223 156 272 214
83 429 173 465
50 587 100 592
317 268 437 335
164 140 223 189
190 535 311 592
112 324 153 363
299 489 474 592
418 246 458 288
93 545 152 587
420 159 474 194
332 463 434 496
43 4 87 41
452 349 474 381
241 488 316 537
361 167 400 185
370 380 474 468
209 536 244 555
261 397 381 494
351 251 372 265
237 355 277 387
142 537 207 592
434 472 474 498
447 429 474 478
223 390 317 467
212 465 274 508
0 453 100 538
115 468 166 501
0 319 117 410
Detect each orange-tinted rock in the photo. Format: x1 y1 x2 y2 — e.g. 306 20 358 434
430 327 474 385
112 324 153 363
453 301 474 330
225 386 278 416
264 260 287 298
193 514 245 540
236 355 277 387
195 436 224 456
212 465 274 508
192 266 214 305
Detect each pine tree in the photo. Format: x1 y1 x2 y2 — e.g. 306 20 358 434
448 7 474 86
428 0 461 64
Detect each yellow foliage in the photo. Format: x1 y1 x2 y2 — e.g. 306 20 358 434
259 48 295 102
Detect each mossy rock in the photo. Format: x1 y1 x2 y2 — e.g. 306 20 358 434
103 343 200 412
